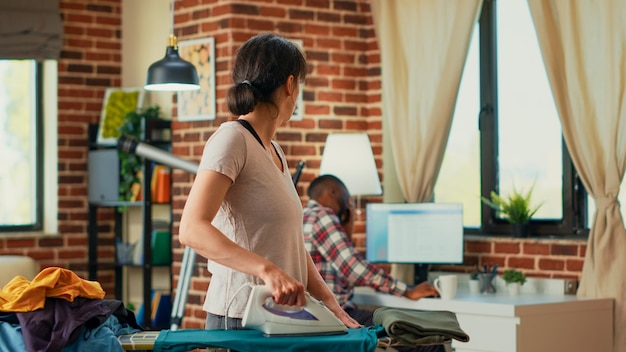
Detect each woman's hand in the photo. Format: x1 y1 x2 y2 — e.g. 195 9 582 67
303 251 360 328
319 295 361 329
326 302 361 329
260 264 306 306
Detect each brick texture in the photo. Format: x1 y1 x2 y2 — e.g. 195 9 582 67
0 0 123 287
433 237 587 287
0 0 589 330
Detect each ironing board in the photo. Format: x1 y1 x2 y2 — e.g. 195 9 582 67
117 327 380 352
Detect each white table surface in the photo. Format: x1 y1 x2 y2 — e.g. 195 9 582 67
352 286 613 318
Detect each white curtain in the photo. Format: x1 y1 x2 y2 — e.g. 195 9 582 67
528 1 626 351
370 0 482 282
370 0 483 203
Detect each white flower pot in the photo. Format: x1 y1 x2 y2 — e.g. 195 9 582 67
508 282 521 296
469 279 481 294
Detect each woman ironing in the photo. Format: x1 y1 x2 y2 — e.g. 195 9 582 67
178 33 359 331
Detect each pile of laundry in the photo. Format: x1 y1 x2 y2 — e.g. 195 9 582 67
0 267 142 352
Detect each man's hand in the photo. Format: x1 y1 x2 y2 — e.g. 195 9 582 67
404 281 439 300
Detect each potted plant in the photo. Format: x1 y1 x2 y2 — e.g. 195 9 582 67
481 185 542 237
502 269 526 296
118 105 162 204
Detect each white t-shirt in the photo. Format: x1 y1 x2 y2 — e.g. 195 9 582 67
198 121 308 318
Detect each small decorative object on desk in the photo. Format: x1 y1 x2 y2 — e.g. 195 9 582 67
478 264 498 294
502 269 526 296
469 271 481 294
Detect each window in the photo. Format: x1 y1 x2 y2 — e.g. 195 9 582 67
0 60 46 232
435 0 589 237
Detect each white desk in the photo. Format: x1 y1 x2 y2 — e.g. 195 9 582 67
353 286 613 352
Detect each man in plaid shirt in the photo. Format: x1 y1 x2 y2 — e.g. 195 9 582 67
303 175 443 351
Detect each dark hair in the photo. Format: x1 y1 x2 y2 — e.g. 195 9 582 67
308 174 347 199
226 33 307 116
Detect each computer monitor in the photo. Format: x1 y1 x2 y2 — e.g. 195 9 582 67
365 202 464 284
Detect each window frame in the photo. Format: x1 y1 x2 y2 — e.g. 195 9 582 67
0 60 44 232
476 0 588 238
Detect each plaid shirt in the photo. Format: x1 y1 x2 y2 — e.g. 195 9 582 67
303 200 407 308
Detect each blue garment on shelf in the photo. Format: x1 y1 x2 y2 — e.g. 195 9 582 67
154 326 381 352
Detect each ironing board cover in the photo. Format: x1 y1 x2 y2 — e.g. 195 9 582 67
154 326 381 352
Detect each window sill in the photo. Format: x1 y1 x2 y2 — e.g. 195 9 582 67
0 231 59 238
464 233 587 244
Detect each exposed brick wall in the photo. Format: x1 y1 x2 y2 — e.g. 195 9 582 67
57 0 123 295
0 0 123 295
0 0 589 331
434 236 586 282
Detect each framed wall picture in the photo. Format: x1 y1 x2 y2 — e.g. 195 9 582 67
96 87 145 146
177 37 216 121
290 39 304 121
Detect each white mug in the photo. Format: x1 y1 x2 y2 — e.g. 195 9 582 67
434 275 458 300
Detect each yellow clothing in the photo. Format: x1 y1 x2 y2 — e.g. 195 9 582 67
0 267 105 312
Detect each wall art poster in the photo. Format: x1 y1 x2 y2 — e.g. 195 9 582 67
97 87 145 146
177 37 216 121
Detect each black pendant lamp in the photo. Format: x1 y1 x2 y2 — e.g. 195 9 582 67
144 1 200 92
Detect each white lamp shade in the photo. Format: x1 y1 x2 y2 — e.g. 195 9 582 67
319 133 382 196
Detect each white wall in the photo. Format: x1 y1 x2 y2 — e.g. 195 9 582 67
121 0 174 308
122 0 174 114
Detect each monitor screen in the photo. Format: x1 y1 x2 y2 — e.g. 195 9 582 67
366 202 464 264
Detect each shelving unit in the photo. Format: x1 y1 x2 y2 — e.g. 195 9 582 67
87 119 173 329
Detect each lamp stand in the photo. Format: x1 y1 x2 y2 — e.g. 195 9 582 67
354 195 364 220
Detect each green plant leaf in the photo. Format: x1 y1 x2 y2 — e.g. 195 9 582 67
117 105 162 207
480 184 542 224
502 269 526 284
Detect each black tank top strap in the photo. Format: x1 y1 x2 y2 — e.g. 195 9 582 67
235 119 284 167
235 119 264 149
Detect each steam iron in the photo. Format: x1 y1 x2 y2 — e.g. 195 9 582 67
242 285 348 337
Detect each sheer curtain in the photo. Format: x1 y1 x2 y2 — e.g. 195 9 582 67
370 0 482 281
528 1 626 351
370 0 483 203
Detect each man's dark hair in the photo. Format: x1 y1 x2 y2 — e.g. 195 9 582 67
308 174 347 199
